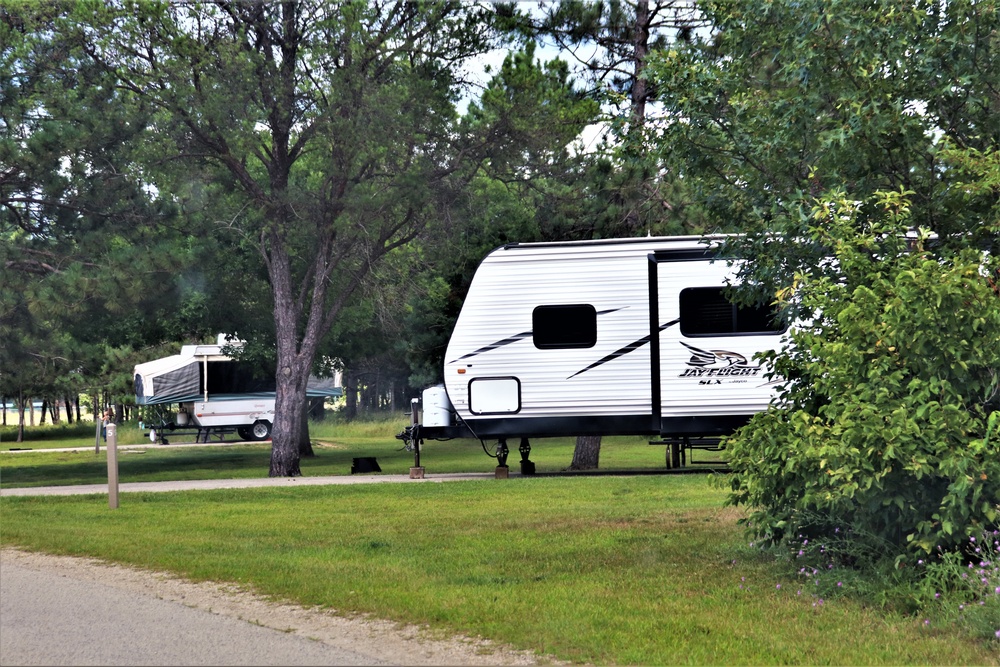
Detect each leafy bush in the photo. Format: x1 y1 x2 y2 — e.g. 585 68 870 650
726 197 1000 564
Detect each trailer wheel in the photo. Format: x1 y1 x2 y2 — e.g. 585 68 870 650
250 420 272 441
237 426 253 441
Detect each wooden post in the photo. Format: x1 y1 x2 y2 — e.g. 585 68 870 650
106 423 119 509
94 407 101 454
409 398 424 479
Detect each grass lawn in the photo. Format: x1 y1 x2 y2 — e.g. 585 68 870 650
2 416 997 664
0 416 725 488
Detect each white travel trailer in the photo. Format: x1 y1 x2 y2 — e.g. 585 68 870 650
134 335 342 443
402 236 790 468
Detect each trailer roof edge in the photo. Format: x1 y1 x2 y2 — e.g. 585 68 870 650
502 234 733 251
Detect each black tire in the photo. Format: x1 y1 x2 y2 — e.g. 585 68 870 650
250 420 272 441
237 426 253 441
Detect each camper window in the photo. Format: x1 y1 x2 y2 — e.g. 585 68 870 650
532 304 597 349
679 287 784 336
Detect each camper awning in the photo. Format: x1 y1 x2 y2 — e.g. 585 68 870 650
134 353 202 405
306 375 342 398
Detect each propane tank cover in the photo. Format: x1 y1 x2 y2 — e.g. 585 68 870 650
421 385 452 427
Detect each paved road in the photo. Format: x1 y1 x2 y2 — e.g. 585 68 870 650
1 440 509 497
0 470 543 667
0 471 503 497
0 558 389 666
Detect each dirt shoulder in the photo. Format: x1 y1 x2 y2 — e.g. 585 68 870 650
1 547 561 666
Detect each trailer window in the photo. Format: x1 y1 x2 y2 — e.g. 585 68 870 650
532 304 597 349
680 287 784 336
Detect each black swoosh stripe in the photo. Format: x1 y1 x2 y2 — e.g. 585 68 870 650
451 331 533 363
448 307 627 364
567 319 680 379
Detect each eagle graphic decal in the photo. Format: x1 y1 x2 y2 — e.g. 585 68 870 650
680 341 750 368
678 341 763 380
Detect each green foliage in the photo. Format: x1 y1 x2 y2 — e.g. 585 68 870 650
725 194 1000 562
647 0 1000 302
1 4 238 408
913 529 1000 638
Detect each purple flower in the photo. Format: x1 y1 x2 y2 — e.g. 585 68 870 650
777 584 781 590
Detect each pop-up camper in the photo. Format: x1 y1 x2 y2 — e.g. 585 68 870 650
401 235 790 467
134 335 342 442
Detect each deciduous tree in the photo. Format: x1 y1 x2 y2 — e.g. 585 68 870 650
68 1 509 476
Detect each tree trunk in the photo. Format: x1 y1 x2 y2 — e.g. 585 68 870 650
630 0 650 130
269 344 311 477
268 242 315 477
17 391 25 442
298 399 315 458
64 395 74 424
344 368 357 419
570 435 602 470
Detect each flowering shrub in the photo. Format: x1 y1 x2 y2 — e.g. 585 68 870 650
769 528 1000 641
726 199 1000 563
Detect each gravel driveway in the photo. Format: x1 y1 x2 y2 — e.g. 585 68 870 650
1 548 550 666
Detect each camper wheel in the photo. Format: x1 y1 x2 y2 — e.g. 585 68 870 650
250 420 272 441
237 426 253 441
